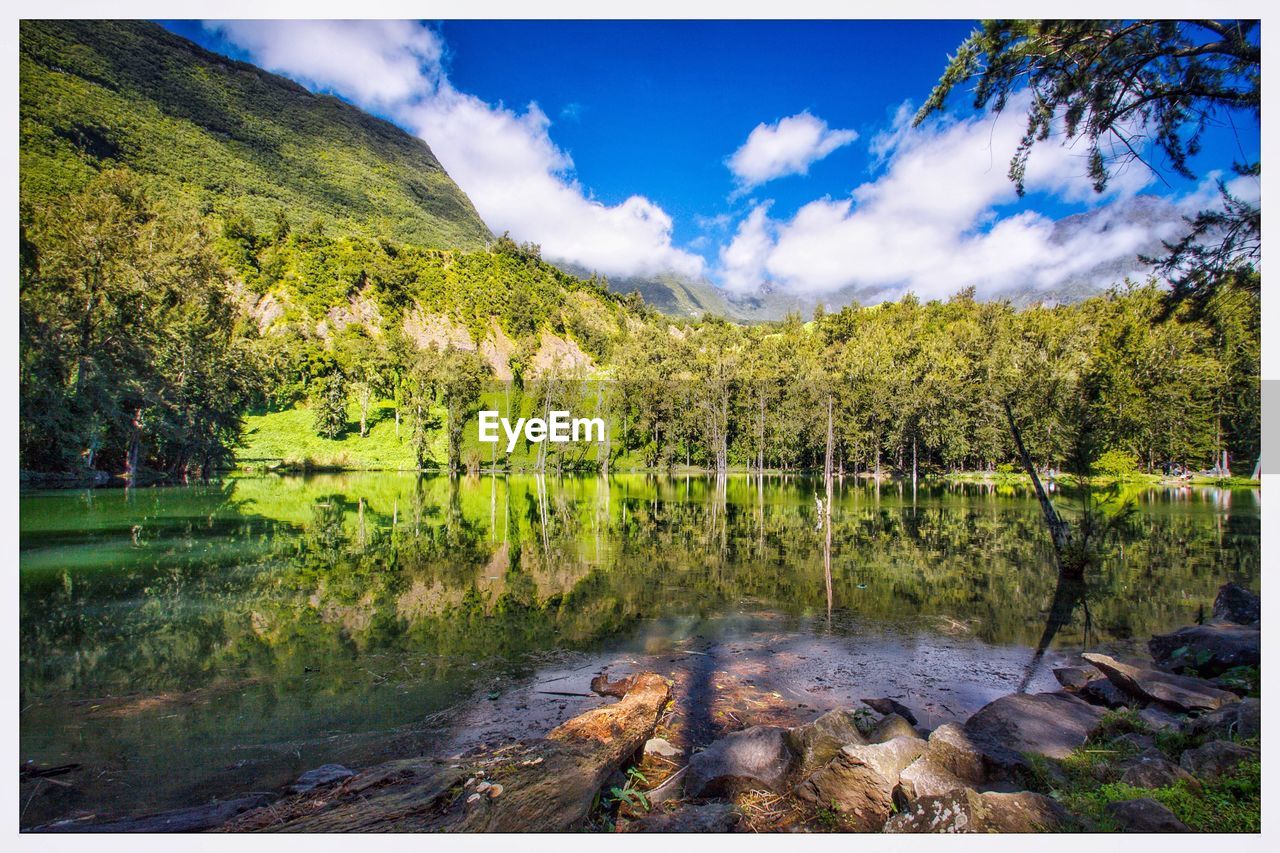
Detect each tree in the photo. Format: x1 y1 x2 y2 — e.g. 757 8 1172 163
20 168 254 478
312 374 348 439
918 20 1260 301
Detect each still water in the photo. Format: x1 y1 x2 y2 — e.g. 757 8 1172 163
19 474 1258 825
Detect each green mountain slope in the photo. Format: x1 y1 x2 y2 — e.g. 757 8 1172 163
20 20 491 249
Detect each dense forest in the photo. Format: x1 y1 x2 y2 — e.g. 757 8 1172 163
17 20 1261 484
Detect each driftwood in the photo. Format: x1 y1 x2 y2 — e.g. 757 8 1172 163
226 671 672 833
35 794 272 833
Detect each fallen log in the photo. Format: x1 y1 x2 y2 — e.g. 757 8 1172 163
226 671 672 833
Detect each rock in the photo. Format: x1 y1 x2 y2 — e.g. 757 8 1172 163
644 737 682 758
1053 665 1103 692
624 802 739 833
1213 582 1260 625
1137 707 1183 732
1111 732 1157 754
885 788 1069 833
1119 755 1201 792
1148 623 1260 677
1178 740 1257 781
1082 678 1131 709
964 691 1105 762
1105 798 1189 832
684 726 796 798
861 697 918 725
1081 653 1237 712
796 736 926 830
644 767 686 807
868 713 919 744
1237 697 1260 739
291 764 355 793
895 756 970 804
919 723 989 783
786 710 866 776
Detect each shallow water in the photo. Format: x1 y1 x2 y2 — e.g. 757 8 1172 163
18 473 1259 826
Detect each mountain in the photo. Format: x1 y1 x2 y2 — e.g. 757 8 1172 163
19 20 492 250
605 194 1188 320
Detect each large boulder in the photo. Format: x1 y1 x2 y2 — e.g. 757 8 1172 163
1213 582 1260 626
1105 798 1189 832
919 723 989 782
868 713 919 744
1148 623 1259 678
795 736 925 831
684 726 796 799
1081 653 1238 712
1118 755 1201 792
786 710 866 777
885 788 1069 833
964 691 1105 761
1178 740 1258 782
895 757 970 804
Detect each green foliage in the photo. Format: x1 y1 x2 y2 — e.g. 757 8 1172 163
19 20 491 251
1092 449 1139 480
919 20 1259 302
19 168 255 477
312 375 349 439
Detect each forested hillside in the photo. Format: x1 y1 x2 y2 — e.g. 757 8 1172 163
19 20 491 249
17 21 1261 485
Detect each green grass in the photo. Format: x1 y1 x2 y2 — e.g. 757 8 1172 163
1025 711 1261 833
237 402 422 471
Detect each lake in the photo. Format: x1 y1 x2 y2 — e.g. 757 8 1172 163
18 473 1259 827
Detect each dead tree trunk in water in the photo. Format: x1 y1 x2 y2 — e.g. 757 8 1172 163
1004 402 1073 572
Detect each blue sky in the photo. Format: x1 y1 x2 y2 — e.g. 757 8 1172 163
163 20 1260 301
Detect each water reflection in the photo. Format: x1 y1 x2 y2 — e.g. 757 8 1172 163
18 473 1258 825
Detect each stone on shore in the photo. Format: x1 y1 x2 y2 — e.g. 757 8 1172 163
1183 697 1260 741
795 736 925 831
861 697 918 725
964 691 1105 762
1081 653 1237 712
684 726 796 799
1105 798 1189 832
1148 623 1260 678
786 710 866 777
1213 582 1260 626
1053 665 1103 692
1178 740 1257 782
868 713 919 744
1118 755 1201 792
885 789 1069 833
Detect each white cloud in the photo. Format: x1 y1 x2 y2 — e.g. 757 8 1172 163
208 20 444 109
718 95 1184 300
719 203 775 292
727 112 858 189
205 20 703 279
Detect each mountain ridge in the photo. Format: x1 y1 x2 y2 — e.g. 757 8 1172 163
20 20 492 250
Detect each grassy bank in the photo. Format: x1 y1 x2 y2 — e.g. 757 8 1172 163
235 403 1261 486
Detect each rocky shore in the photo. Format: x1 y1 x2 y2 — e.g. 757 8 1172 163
31 582 1260 834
